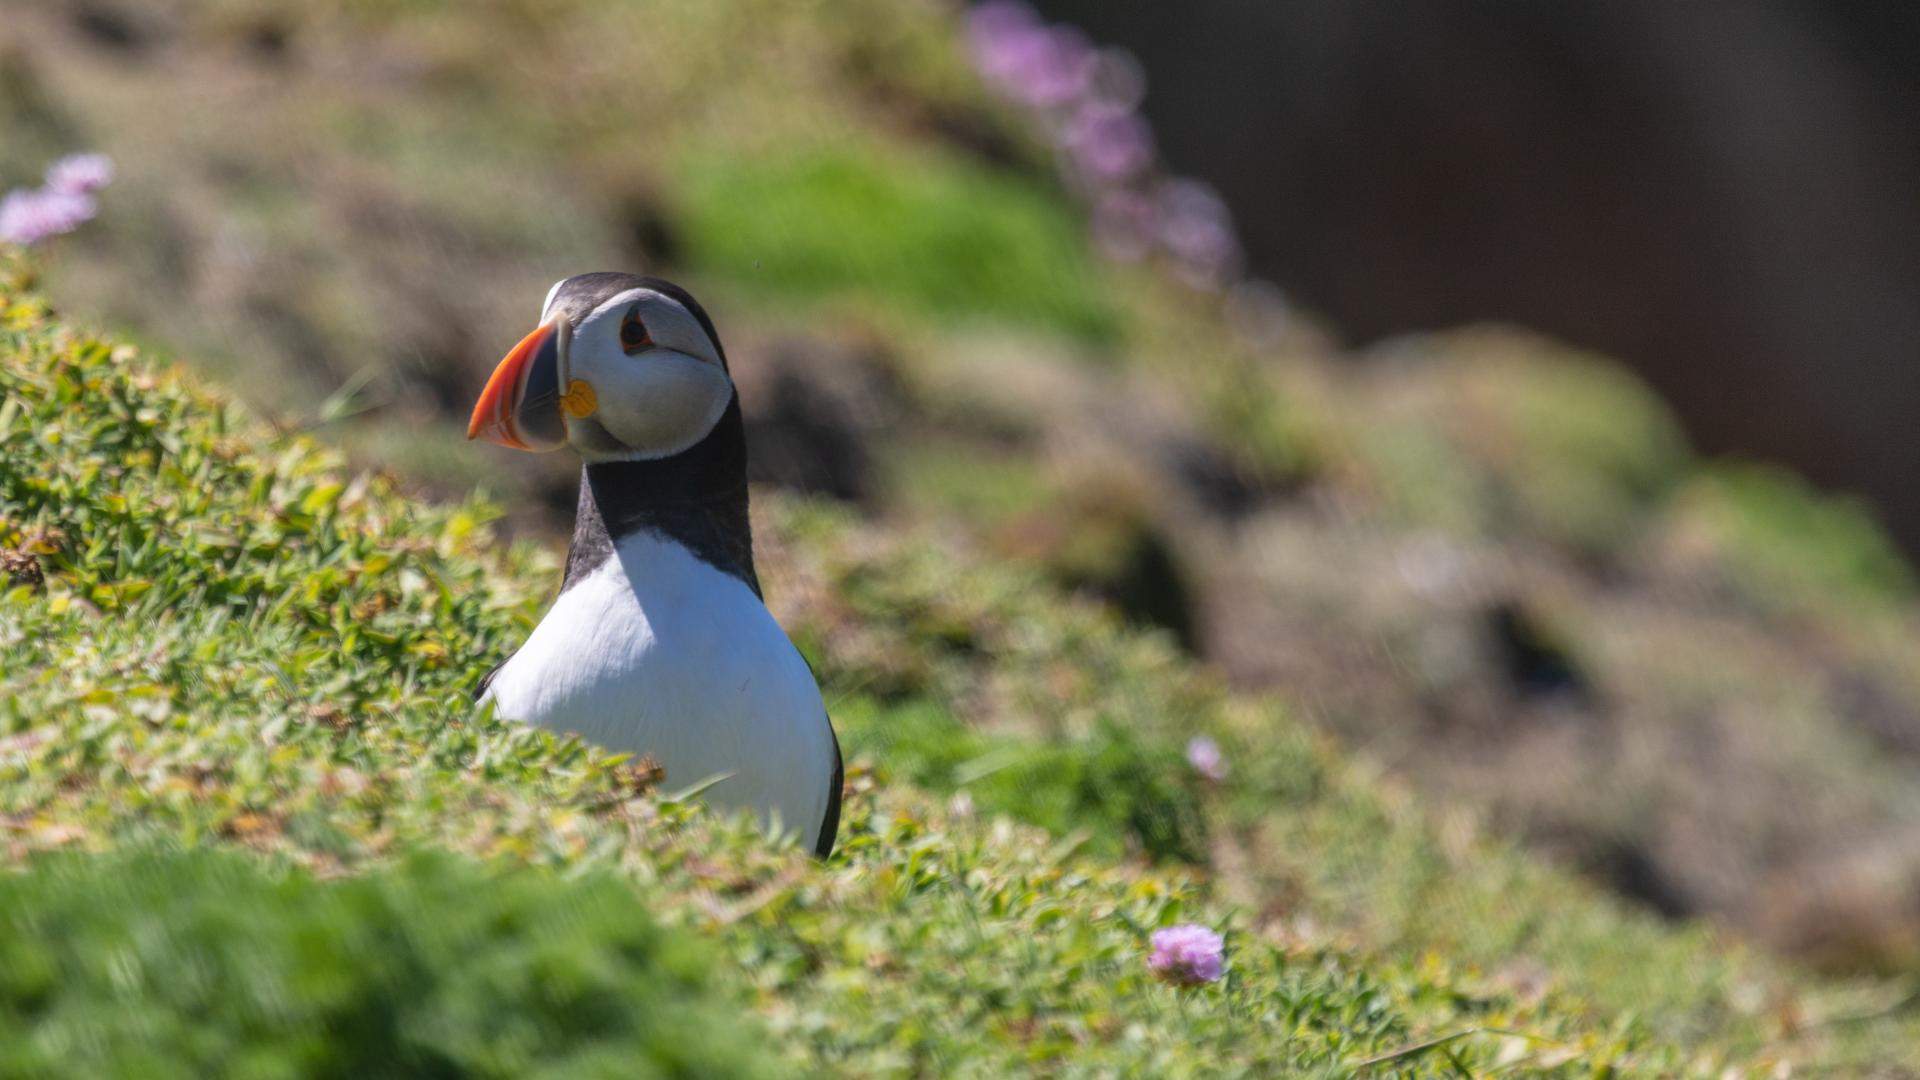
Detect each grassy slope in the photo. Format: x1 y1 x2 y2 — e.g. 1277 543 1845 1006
0 261 1496 1076
17 0 1920 959
0 849 782 1078
3 259 1915 1076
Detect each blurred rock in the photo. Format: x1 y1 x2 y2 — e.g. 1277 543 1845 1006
71 1 166 55
1759 829 1920 973
1037 0 1920 561
996 475 1199 651
733 333 902 506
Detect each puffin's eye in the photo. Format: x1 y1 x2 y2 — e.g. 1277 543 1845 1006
619 309 651 354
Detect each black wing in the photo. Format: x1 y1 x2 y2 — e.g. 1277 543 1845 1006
472 656 510 703
814 723 844 859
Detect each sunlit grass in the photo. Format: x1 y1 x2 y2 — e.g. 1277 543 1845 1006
9 251 1893 1072
676 141 1120 343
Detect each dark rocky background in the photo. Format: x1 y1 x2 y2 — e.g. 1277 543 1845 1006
1038 0 1920 555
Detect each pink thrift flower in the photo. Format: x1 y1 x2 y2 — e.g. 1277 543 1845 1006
964 4 1248 289
1063 103 1153 182
967 0 1040 41
1014 26 1095 108
1185 735 1228 782
1148 923 1225 986
0 187 97 246
967 2 1045 84
967 3 1094 110
44 153 114 195
1086 48 1147 113
1158 180 1241 287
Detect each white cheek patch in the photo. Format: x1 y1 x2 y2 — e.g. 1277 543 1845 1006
579 353 734 461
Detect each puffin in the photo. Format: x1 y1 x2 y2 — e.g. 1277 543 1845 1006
467 273 842 857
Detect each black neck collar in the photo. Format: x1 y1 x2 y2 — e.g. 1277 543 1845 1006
562 394 760 597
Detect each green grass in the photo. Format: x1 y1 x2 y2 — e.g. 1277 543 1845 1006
1345 330 1693 556
676 141 1120 344
1663 462 1917 620
3 257 1916 1072
0 849 776 1079
883 440 1053 523
1492 336 1692 555
831 696 1207 864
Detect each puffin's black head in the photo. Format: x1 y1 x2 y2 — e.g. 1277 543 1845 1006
469 273 733 463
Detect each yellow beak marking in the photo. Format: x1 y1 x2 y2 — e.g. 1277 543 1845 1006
560 379 598 419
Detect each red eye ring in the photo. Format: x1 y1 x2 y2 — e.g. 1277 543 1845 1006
620 309 651 354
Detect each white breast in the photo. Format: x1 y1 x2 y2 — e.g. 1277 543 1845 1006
483 531 837 851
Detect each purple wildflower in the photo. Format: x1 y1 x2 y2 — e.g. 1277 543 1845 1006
1158 179 1242 287
1085 49 1147 113
968 2 1046 84
2 151 111 247
969 4 1095 111
1185 736 1228 782
967 0 1040 42
0 187 97 246
965 3 1249 288
1018 26 1095 108
1148 923 1226 986
1063 102 1153 182
44 153 114 196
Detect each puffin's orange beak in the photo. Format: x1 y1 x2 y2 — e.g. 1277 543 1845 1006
468 316 567 451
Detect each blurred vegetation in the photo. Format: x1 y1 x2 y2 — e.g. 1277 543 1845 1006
1346 330 1692 556
1661 463 1918 620
0 850 776 1078
677 142 1118 342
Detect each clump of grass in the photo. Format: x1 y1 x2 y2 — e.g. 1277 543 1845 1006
1658 462 1917 620
832 697 1207 863
884 446 1200 645
1197 360 1322 490
883 439 1053 522
674 140 1119 343
1487 335 1692 555
1347 329 1692 556
0 848 779 1078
